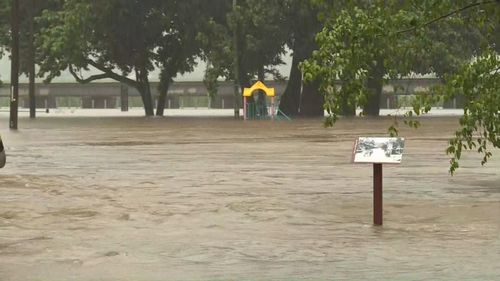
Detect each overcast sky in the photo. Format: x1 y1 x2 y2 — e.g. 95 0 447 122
0 52 292 84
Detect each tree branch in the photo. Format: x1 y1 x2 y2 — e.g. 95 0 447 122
68 64 110 84
396 0 496 35
85 59 139 88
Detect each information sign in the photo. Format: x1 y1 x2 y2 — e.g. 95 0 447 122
352 137 405 164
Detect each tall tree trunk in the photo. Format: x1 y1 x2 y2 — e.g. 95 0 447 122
232 0 240 118
120 83 129 111
203 60 217 109
363 58 385 117
238 67 251 89
299 79 323 117
340 89 356 116
257 67 268 116
279 2 323 118
279 46 303 116
28 1 36 119
29 48 35 118
156 73 170 116
10 0 20 129
279 40 323 117
137 68 154 116
155 85 168 117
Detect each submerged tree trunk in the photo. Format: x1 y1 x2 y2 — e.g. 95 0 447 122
232 0 240 118
28 3 36 119
156 69 171 116
279 2 323 118
279 53 302 116
279 36 323 117
29 48 35 118
238 65 252 91
340 89 356 116
155 80 169 116
257 67 268 116
299 79 323 117
363 59 385 117
136 68 154 116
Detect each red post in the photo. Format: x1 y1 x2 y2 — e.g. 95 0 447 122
373 163 383 226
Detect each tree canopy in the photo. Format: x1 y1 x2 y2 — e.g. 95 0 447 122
302 0 500 173
1 0 499 173
199 0 288 91
35 0 204 116
302 1 482 120
2 0 324 118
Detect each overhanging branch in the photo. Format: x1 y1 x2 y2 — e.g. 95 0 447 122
69 64 110 83
85 59 139 88
396 0 496 35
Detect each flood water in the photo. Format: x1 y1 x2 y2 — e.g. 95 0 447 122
0 114 499 280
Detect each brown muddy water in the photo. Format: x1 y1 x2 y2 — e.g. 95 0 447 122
0 115 499 281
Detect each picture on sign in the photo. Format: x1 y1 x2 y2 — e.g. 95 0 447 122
353 137 405 164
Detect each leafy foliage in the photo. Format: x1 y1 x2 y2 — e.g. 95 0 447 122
0 0 497 174
154 1 207 116
278 0 324 117
302 0 500 173
303 2 409 120
36 0 203 116
441 49 500 174
302 0 481 123
199 0 288 89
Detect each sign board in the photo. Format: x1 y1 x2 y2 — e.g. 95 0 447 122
352 137 405 164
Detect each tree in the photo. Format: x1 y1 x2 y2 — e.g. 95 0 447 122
440 49 500 173
37 0 203 117
154 1 207 116
303 0 500 173
36 0 156 115
0 0 59 118
199 0 289 117
278 0 324 117
303 2 404 120
198 1 232 108
404 1 500 173
302 0 483 122
22 1 58 118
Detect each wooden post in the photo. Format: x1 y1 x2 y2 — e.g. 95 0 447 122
373 163 383 226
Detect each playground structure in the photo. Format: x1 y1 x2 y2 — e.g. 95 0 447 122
242 81 292 121
243 81 276 120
